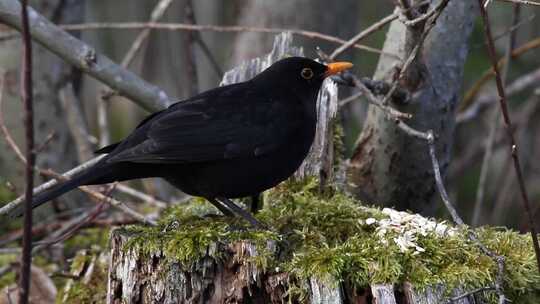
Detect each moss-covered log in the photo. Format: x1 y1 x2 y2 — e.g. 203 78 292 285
106 180 540 304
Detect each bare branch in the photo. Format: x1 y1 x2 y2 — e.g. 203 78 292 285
427 132 508 303
0 0 171 112
477 0 540 273
381 0 451 106
97 0 174 146
329 12 399 60
19 0 34 302
0 96 156 225
349 74 412 119
460 36 540 113
121 0 174 68
497 0 540 5
115 184 168 209
457 67 540 123
59 83 94 162
472 4 520 227
182 0 199 97
40 22 400 59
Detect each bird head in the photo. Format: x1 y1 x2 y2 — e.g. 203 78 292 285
252 57 353 118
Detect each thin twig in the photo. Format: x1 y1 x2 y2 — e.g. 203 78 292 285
97 0 174 147
427 132 508 303
490 92 539 223
349 74 412 119
338 91 363 107
381 0 451 107
329 12 399 60
0 1 171 112
0 214 137 246
32 199 108 247
490 13 535 43
334 0 449 142
497 0 540 5
194 35 223 78
97 91 111 147
50 22 399 59
0 156 102 216
446 287 496 303
19 0 34 302
121 0 173 68
472 4 520 227
30 207 99 254
59 83 94 161
457 67 540 123
397 0 415 20
477 0 540 273
0 99 156 225
460 36 540 112
115 184 168 209
182 0 199 97
404 0 448 26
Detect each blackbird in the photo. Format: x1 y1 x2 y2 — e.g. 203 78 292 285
10 57 353 226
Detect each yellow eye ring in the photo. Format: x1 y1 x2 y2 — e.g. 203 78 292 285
301 68 314 80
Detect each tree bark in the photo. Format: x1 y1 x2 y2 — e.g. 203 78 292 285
347 0 479 214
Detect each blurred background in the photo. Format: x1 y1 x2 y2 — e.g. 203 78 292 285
0 0 539 231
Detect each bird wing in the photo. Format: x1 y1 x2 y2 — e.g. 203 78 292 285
105 84 297 164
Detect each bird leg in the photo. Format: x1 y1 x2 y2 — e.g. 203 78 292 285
250 194 263 213
215 197 265 229
208 198 235 216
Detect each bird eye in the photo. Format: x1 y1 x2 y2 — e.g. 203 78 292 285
300 68 314 80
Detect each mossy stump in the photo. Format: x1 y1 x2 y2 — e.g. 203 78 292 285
109 231 281 303
105 181 540 304
108 230 372 304
110 230 354 303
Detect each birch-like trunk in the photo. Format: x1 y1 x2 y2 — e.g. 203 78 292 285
347 0 479 214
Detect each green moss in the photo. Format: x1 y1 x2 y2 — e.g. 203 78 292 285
64 228 109 254
122 200 280 269
57 251 108 304
0 180 16 203
0 254 17 289
122 178 540 302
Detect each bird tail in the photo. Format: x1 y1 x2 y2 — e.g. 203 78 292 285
8 164 112 218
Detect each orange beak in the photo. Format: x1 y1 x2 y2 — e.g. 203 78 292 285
324 62 353 78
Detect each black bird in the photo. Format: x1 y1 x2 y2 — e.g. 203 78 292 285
10 57 353 226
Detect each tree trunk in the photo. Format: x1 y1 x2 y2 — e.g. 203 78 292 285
346 0 478 214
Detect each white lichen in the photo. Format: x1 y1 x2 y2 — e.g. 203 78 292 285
365 208 457 254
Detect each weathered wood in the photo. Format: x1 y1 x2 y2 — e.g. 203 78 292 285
309 278 343 304
108 230 285 303
402 282 477 304
371 284 396 304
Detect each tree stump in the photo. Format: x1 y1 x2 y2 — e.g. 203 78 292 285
108 230 346 303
